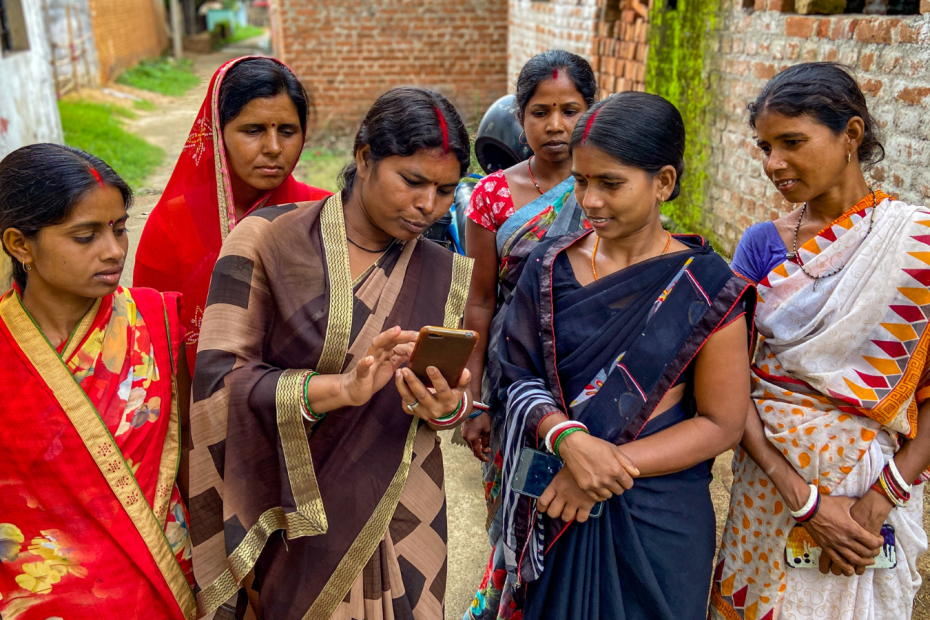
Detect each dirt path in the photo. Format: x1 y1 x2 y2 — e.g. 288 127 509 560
117 40 930 619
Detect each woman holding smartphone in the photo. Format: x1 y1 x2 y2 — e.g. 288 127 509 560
462 50 595 620
497 93 753 619
187 88 473 620
713 62 930 620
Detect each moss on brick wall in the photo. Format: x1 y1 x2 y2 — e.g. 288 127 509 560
645 0 722 244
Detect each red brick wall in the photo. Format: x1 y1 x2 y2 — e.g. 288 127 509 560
508 0 600 91
89 0 168 82
707 4 930 251
272 0 508 134
592 2 650 97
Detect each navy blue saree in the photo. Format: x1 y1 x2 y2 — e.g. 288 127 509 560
497 230 754 620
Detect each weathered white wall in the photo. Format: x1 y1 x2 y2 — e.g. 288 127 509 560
0 0 64 160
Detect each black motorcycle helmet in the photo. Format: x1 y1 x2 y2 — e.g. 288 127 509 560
474 94 533 174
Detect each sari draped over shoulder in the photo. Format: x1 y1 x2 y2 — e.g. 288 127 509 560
712 193 930 620
497 231 752 619
188 195 473 620
133 56 331 373
0 287 195 619
466 178 587 620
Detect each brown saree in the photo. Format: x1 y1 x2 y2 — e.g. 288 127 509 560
187 194 473 619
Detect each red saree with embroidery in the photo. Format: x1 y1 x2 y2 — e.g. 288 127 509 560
133 56 331 372
0 287 196 619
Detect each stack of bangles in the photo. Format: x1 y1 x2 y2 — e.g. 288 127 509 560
545 420 590 460
790 483 821 523
431 392 469 427
300 370 324 422
468 401 489 420
871 459 911 508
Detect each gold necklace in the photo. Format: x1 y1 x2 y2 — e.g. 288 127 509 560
591 230 672 281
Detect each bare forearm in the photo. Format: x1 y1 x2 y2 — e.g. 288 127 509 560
891 402 930 482
740 403 810 511
464 301 495 396
621 415 741 478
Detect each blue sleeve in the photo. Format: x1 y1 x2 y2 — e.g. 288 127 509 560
730 222 785 284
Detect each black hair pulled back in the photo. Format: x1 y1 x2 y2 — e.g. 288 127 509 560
515 50 597 122
0 143 132 290
218 57 313 134
571 92 686 200
748 62 884 170
339 87 470 198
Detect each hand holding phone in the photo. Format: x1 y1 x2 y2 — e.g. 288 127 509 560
786 523 897 570
513 448 603 520
407 326 479 388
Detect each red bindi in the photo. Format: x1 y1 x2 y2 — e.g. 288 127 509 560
108 220 114 227
553 68 559 80
433 182 439 187
552 103 557 106
585 174 590 178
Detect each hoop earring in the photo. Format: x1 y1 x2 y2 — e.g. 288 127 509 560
519 131 528 146
22 261 31 272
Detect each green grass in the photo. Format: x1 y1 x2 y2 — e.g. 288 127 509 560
116 57 200 97
59 100 164 189
224 25 266 44
133 98 156 112
295 148 351 193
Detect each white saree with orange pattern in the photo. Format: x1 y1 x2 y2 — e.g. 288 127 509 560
712 193 930 620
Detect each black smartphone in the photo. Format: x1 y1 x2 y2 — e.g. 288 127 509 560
512 447 603 518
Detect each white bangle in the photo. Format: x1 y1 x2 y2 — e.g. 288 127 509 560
887 458 911 494
789 484 819 519
545 420 581 454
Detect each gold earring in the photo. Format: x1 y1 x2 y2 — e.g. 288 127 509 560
847 152 851 164
21 261 31 272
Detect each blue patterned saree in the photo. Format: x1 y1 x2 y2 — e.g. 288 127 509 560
498 230 753 620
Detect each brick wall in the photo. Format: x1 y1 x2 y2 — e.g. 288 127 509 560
88 0 168 82
592 1 650 97
271 0 508 134
706 4 930 251
508 0 600 91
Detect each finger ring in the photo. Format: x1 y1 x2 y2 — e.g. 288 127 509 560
406 400 419 412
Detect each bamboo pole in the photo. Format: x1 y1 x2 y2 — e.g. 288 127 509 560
73 0 92 86
170 0 183 59
66 3 78 91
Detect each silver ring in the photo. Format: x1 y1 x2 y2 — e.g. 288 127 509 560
406 400 419 412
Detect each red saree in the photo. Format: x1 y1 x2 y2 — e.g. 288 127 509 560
133 56 331 372
0 287 196 619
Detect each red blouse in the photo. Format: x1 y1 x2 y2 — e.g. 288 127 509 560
465 170 516 233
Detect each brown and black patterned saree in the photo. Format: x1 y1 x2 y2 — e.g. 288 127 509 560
187 195 472 620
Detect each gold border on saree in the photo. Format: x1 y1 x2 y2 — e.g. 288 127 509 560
0 291 197 619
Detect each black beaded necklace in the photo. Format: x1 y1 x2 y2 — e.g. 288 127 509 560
787 188 877 282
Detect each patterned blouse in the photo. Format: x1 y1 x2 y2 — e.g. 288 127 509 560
466 170 516 233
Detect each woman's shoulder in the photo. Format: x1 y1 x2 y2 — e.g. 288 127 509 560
226 199 325 257
467 170 514 232
474 169 509 193
730 221 785 284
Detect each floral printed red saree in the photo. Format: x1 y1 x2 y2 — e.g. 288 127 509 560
0 287 195 619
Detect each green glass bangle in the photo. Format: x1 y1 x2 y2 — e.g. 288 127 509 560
553 426 588 460
434 398 463 423
303 370 323 421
